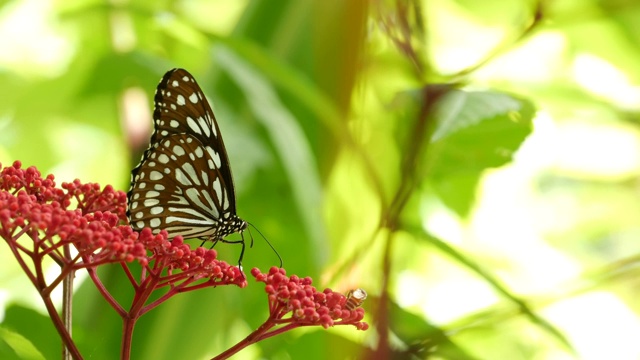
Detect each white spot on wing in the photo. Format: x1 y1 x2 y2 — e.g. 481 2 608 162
212 178 223 206
144 199 160 207
158 154 170 164
187 117 202 135
206 146 221 169
194 146 204 158
150 171 163 180
175 168 192 186
177 94 186 106
207 113 218 137
181 163 200 185
196 116 210 137
201 171 208 186
223 192 229 210
173 145 185 156
185 188 219 218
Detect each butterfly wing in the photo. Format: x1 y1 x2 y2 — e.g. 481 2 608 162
129 133 237 238
127 68 244 240
150 68 238 214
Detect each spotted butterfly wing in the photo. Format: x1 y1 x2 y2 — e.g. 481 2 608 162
127 68 247 245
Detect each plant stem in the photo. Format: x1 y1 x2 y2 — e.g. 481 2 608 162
62 244 75 360
120 315 136 360
41 293 83 359
120 268 161 359
212 318 276 360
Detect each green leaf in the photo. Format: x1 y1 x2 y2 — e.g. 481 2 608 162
0 327 45 360
420 230 576 354
387 298 479 360
1 304 59 360
215 46 327 267
428 90 535 216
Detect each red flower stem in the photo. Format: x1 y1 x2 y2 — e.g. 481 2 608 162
141 273 234 315
120 262 139 289
138 282 184 316
10 239 33 256
254 323 299 341
39 239 66 262
10 227 34 254
40 287 83 359
131 270 160 308
33 249 47 289
43 254 82 296
3 231 81 359
120 313 135 360
121 267 162 359
174 278 225 292
85 266 127 316
156 274 188 287
211 316 278 360
3 238 38 286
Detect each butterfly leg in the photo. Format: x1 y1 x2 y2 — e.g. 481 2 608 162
201 237 222 249
218 237 246 270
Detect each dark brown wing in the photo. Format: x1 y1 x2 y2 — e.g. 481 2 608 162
150 68 238 214
127 69 244 240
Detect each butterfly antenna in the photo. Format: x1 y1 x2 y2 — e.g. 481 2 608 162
246 225 255 248
248 222 283 268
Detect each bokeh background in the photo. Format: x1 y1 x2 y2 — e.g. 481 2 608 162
1 0 640 359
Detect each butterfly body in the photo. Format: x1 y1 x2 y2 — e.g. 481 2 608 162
127 68 247 245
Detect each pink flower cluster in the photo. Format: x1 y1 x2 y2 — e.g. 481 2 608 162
0 161 145 268
0 161 244 287
252 267 368 330
136 229 246 288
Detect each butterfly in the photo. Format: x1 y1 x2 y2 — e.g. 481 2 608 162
127 68 248 260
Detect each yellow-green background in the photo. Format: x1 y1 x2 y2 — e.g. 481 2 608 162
1 0 639 359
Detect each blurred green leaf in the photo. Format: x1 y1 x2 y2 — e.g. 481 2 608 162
2 305 58 360
421 230 575 353
387 299 478 360
428 90 535 216
0 327 45 360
